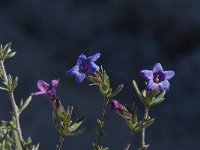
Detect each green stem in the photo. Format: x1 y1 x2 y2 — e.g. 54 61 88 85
0 61 24 144
124 132 135 150
139 106 150 150
56 136 64 150
13 127 22 150
95 100 109 147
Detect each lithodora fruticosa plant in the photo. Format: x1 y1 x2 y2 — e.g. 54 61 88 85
0 42 175 150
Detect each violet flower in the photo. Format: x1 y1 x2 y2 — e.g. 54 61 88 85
31 80 59 100
140 63 175 91
109 100 127 112
66 53 100 84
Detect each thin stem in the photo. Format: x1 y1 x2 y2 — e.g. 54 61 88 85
139 106 150 150
56 136 64 150
95 100 109 146
124 132 135 150
0 61 24 142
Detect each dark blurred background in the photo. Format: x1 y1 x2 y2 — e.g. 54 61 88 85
0 0 199 149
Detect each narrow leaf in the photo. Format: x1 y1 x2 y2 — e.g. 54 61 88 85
19 96 32 114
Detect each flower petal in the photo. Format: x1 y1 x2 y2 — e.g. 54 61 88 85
76 53 86 65
163 71 175 80
50 79 59 96
66 65 79 77
146 80 159 91
140 70 153 80
51 79 59 88
158 80 170 91
88 53 101 62
37 80 49 92
31 91 46 96
87 62 100 75
76 73 86 84
153 63 163 73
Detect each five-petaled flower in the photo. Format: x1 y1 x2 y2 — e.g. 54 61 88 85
66 53 100 84
140 63 175 91
31 80 59 100
109 100 127 112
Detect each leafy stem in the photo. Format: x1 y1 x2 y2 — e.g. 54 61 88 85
56 136 64 150
96 99 109 147
124 132 135 150
0 61 24 143
139 106 150 150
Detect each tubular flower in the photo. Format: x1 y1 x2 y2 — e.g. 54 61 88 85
31 79 59 100
66 53 100 84
140 63 175 91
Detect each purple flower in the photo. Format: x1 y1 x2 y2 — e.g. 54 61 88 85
140 63 175 91
31 80 59 100
66 53 100 84
109 100 127 112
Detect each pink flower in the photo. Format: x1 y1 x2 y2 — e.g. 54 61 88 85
31 80 59 100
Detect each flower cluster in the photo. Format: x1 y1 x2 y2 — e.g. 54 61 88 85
0 43 175 150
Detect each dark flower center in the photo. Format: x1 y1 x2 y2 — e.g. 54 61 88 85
80 63 89 73
153 71 165 83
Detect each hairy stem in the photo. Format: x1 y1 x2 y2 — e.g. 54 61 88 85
96 100 109 146
56 136 64 150
0 61 24 142
139 106 150 150
124 132 135 150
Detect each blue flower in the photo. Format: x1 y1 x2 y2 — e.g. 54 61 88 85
140 63 175 91
66 53 100 84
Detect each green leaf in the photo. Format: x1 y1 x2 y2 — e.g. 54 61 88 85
67 127 86 136
52 105 85 137
68 118 84 132
12 76 18 91
0 86 8 91
93 144 109 150
7 52 16 59
149 91 165 107
19 96 32 114
3 75 18 92
109 84 124 98
99 85 105 96
97 119 104 127
136 118 155 131
0 43 16 60
0 129 9 143
132 80 146 105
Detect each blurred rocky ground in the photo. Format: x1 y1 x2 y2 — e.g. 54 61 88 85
0 0 200 149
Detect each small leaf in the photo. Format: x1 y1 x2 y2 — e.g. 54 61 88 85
149 91 165 107
99 85 106 96
12 76 18 91
132 80 146 105
109 84 124 98
97 119 104 127
0 129 9 143
19 96 32 114
68 118 84 132
0 86 8 91
20 99 24 107
7 52 16 59
137 118 155 131
67 127 86 136
0 43 16 60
